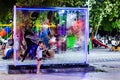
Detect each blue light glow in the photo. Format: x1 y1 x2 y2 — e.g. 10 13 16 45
16 7 88 11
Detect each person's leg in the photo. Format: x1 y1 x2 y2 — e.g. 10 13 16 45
21 43 31 62
1 43 6 57
88 45 89 54
37 59 42 74
6 48 14 58
2 48 14 59
63 42 66 51
46 50 50 57
21 38 32 62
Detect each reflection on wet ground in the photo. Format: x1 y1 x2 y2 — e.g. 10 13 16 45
0 72 120 80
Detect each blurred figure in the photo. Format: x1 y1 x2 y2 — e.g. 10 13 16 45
0 37 14 59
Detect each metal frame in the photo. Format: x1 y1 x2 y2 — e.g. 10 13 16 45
13 6 89 65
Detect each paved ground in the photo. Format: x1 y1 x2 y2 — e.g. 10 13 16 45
0 72 120 80
88 48 120 63
0 48 120 80
0 48 120 65
91 61 120 72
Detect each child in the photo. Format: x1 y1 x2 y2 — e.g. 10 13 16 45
36 41 43 74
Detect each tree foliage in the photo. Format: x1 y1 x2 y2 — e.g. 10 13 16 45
0 0 16 23
102 0 120 32
90 0 120 35
16 0 86 7
0 0 120 33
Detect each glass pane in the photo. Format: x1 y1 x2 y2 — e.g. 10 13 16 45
14 7 88 65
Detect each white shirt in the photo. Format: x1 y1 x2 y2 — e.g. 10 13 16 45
111 40 116 46
36 46 42 58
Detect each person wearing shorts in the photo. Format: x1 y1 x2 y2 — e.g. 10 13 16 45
36 41 43 74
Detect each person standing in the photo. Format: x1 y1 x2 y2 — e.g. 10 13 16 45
36 41 43 74
21 24 38 62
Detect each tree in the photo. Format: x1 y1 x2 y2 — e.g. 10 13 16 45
90 0 120 37
0 0 120 35
101 0 120 33
0 0 16 23
16 0 86 7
